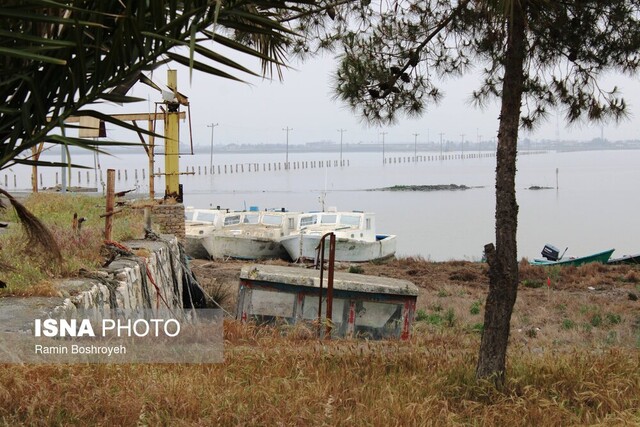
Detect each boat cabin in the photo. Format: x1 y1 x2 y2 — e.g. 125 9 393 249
237 264 418 340
296 211 377 242
219 210 300 238
185 207 227 237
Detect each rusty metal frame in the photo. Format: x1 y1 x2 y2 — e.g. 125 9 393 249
315 232 336 339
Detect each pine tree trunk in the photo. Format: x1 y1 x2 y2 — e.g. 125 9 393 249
476 2 527 387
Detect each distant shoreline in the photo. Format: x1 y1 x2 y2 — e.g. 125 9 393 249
38 142 640 156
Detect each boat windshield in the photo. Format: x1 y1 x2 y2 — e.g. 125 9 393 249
300 215 318 227
224 215 242 226
261 214 282 226
197 212 218 223
185 211 195 221
243 214 259 224
320 214 337 225
339 215 361 227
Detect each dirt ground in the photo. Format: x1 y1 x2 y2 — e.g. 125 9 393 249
190 256 640 351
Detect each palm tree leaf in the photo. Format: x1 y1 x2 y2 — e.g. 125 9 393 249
0 47 67 65
0 0 309 172
0 29 76 47
165 52 245 82
12 158 102 169
97 93 147 104
203 32 287 67
0 188 61 262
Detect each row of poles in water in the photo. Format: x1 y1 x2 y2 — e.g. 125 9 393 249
2 151 506 190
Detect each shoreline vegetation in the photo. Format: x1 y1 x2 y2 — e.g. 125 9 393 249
370 184 475 191
0 193 639 424
527 185 555 190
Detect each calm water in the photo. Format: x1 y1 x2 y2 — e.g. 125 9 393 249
4 148 639 261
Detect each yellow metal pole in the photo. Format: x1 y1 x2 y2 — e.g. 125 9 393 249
164 69 180 199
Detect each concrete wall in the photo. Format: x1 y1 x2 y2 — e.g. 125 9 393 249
0 235 188 333
58 235 185 318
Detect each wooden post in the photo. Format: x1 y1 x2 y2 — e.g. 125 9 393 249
31 143 44 193
105 169 115 241
31 146 37 193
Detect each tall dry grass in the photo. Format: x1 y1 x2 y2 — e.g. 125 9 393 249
0 322 638 426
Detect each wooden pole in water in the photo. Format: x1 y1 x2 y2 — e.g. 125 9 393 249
338 129 346 167
556 167 559 190
105 169 115 241
282 127 292 169
148 118 155 200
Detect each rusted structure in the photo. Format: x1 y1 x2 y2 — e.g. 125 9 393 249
237 264 418 340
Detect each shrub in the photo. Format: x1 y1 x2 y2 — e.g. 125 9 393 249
415 309 429 322
471 323 484 333
605 313 622 325
469 301 481 315
444 308 455 327
348 265 364 274
521 279 543 289
415 309 444 326
561 319 575 330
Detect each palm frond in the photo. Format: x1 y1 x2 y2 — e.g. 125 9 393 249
1 0 308 171
0 188 61 262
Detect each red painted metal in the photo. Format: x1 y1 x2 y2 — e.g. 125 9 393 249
401 300 415 341
315 232 336 339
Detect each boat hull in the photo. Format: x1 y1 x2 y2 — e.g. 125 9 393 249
184 235 211 259
530 249 614 267
607 253 640 265
201 234 289 260
281 234 397 263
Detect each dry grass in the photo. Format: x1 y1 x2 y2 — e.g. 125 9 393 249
0 192 145 294
0 321 638 426
2 197 640 424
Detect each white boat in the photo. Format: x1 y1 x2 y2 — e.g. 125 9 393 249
184 207 226 259
280 211 397 263
203 210 301 260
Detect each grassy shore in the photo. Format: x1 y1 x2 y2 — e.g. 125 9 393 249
0 192 144 294
1 193 639 425
0 321 638 425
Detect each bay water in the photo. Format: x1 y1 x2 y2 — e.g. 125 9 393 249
4 148 639 262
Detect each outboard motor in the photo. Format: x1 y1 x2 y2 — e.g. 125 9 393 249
541 244 560 261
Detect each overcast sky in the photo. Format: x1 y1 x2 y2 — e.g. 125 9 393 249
101 52 640 148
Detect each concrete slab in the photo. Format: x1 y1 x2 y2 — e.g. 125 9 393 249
0 296 65 333
240 264 418 297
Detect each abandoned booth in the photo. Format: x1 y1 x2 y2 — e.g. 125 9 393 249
237 264 419 339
